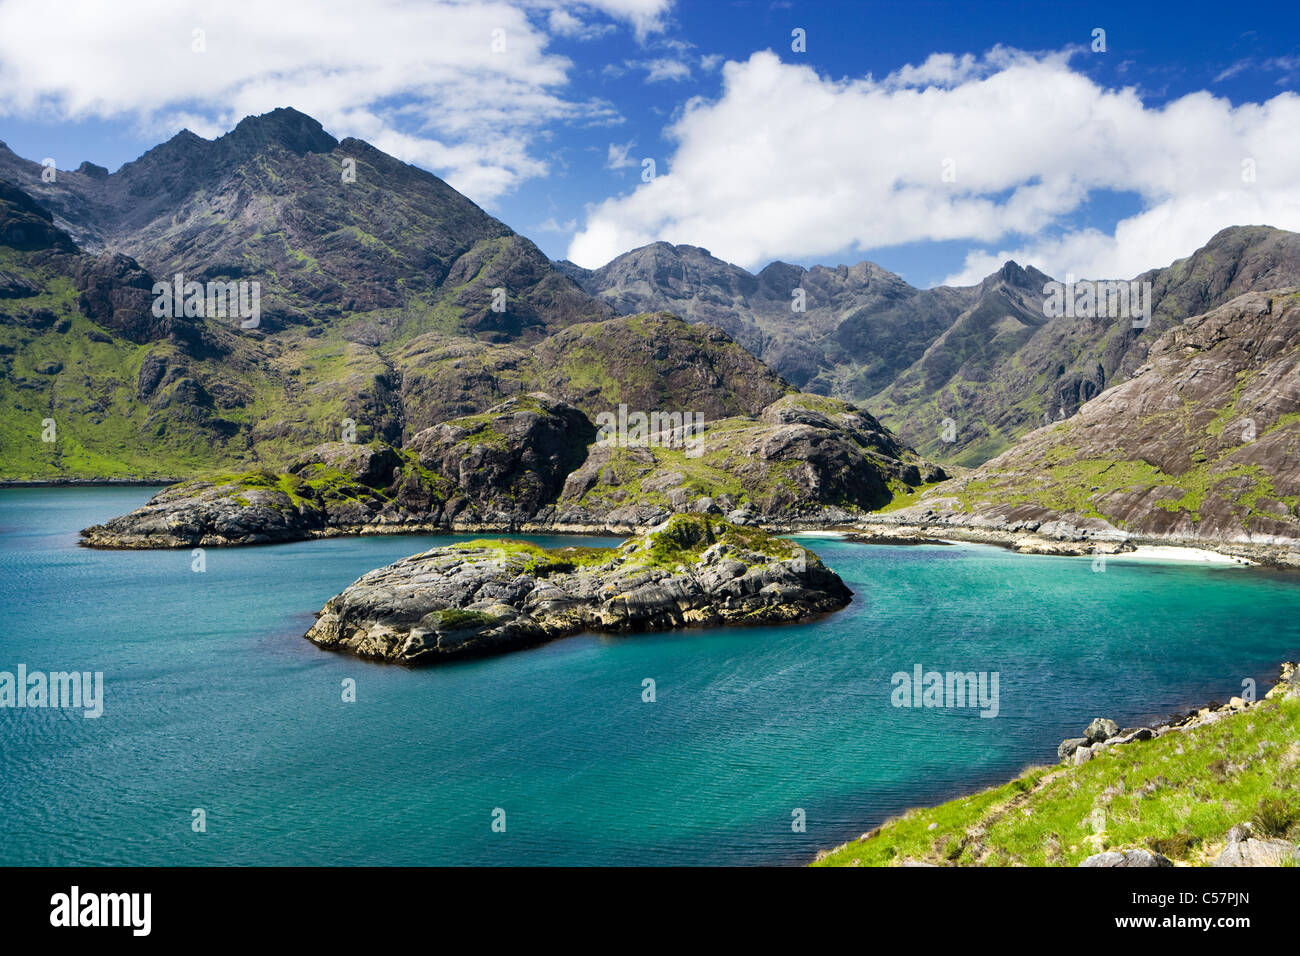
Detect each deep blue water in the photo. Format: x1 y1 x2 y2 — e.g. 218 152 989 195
2 487 1299 866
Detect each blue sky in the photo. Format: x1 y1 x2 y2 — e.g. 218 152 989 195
1 0 1298 286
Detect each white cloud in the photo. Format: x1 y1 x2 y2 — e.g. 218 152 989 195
537 215 578 232
566 48 1300 284
626 57 691 83
573 0 672 40
606 140 638 169
0 0 661 204
548 9 587 36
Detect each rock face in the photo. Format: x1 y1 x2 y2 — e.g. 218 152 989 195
305 514 853 664
1212 828 1299 867
886 288 1300 561
406 393 595 523
81 391 946 548
1084 718 1120 743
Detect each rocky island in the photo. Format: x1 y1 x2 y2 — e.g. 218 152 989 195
304 513 852 664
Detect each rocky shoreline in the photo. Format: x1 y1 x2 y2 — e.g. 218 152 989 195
304 514 853 665
2 478 179 488
78 483 1295 570
844 513 1293 567
1059 661 1299 769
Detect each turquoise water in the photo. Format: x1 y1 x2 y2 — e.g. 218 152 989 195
2 487 1299 866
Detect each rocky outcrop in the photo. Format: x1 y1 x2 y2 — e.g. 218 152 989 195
304 514 853 664
1212 824 1300 867
550 393 946 530
406 393 595 524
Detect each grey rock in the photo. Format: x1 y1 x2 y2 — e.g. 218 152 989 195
1109 727 1156 746
1058 737 1088 761
1212 838 1298 867
1079 849 1174 868
1085 718 1120 743
305 514 853 665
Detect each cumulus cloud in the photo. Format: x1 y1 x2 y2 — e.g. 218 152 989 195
566 48 1300 283
0 0 668 203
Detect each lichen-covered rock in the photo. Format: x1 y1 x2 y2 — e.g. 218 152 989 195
1079 849 1173 868
1085 717 1120 743
305 514 852 664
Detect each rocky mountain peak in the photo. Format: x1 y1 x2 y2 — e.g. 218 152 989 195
222 106 339 156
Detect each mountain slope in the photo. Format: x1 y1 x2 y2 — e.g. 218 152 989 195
890 288 1300 555
1 113 810 480
0 108 610 341
560 242 975 398
871 225 1300 465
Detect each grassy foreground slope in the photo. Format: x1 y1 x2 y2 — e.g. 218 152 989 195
815 678 1300 867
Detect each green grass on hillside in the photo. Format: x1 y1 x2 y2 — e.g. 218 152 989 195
815 690 1300 867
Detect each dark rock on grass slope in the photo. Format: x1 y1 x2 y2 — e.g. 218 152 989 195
304 513 853 665
882 288 1300 563
80 392 946 548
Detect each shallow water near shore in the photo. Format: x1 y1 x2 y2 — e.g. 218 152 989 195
2 487 1299 866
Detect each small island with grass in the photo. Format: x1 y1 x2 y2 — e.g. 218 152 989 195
305 513 853 664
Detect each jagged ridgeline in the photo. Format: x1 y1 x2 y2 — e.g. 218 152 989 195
564 227 1300 465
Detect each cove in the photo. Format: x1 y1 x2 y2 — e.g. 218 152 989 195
1 487 1298 866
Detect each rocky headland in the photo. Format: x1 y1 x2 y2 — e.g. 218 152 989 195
79 391 946 548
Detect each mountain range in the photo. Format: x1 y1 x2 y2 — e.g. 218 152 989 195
563 226 1300 464
5 106 1300 554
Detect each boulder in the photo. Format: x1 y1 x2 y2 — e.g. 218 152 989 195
1079 849 1173 868
1057 737 1088 761
1084 718 1120 743
1212 838 1298 867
